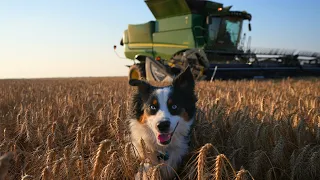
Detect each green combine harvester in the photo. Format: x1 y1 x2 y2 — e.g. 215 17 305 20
114 0 320 81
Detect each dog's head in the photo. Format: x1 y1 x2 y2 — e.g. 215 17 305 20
129 66 197 146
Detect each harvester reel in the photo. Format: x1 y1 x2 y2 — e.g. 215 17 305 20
171 49 209 81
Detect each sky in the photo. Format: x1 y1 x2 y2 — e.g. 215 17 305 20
0 0 319 79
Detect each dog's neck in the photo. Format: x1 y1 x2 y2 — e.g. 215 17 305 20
157 150 169 161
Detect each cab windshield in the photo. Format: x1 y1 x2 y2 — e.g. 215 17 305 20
224 18 242 45
208 16 243 46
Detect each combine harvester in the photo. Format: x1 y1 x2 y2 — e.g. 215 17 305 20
114 0 320 81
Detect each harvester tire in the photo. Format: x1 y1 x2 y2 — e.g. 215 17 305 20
128 64 146 81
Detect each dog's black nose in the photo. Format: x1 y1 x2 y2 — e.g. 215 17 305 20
157 121 171 132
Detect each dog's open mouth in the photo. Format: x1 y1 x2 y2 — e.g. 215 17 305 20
157 133 172 145
157 122 179 145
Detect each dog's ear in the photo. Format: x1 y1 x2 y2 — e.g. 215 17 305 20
129 79 152 94
172 66 195 90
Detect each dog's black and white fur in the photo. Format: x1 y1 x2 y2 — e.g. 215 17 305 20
128 66 197 179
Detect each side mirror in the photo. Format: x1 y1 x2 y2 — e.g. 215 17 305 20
248 22 252 31
120 38 124 46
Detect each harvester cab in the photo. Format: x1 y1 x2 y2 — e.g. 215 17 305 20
205 9 252 52
114 0 320 81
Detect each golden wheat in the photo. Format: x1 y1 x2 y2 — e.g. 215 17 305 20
0 77 319 179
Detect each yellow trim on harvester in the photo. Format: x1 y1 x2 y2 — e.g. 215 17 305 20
128 43 189 48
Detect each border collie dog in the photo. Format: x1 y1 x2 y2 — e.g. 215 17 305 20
129 66 197 179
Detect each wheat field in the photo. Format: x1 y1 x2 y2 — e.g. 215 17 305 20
0 77 319 180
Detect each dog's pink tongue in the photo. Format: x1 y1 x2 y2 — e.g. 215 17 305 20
158 134 171 143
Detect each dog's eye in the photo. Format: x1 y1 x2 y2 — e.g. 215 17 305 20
171 105 178 110
150 105 156 110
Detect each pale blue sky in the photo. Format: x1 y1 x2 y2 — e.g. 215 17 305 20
0 0 319 79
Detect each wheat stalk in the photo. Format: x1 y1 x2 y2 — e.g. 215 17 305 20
100 151 118 179
63 146 72 178
21 174 33 180
197 143 213 180
75 127 83 155
46 150 55 167
46 133 54 152
40 166 52 180
140 138 148 160
0 152 13 180
52 158 63 178
213 154 224 180
77 156 85 180
150 163 162 180
91 139 112 179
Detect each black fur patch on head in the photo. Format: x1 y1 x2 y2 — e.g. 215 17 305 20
166 96 181 116
129 79 158 121
130 92 145 121
170 66 197 119
129 79 153 102
144 95 160 116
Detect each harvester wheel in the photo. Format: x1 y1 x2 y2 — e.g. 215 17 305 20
128 63 146 81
